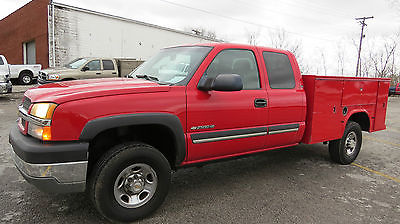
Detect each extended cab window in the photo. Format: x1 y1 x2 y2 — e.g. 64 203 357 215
263 52 295 89
102 60 115 70
0 57 3 65
205 49 260 89
86 60 101 71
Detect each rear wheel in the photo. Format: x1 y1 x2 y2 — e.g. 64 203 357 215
89 142 171 223
329 121 362 165
18 72 33 85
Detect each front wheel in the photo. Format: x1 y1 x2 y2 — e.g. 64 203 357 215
89 142 171 223
329 121 362 165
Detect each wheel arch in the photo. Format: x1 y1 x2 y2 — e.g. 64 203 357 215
80 113 186 169
346 110 371 132
19 69 34 77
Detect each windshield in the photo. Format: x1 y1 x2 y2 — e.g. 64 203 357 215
64 58 89 69
129 46 212 84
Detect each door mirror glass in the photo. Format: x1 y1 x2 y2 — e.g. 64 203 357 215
198 74 243 91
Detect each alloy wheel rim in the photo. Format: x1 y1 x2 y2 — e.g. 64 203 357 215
22 76 31 84
345 131 357 155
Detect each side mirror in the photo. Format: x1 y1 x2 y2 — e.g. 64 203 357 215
81 66 89 72
198 74 243 92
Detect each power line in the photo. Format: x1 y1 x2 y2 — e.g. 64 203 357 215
355 16 374 77
279 0 354 18
233 0 354 32
157 0 336 42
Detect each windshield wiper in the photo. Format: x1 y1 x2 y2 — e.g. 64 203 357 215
134 74 170 85
136 74 159 81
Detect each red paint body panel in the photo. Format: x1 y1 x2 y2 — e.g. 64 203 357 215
51 86 186 141
186 45 268 161
374 81 390 131
20 43 391 166
301 75 390 144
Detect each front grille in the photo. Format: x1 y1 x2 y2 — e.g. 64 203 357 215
21 97 32 111
39 71 47 80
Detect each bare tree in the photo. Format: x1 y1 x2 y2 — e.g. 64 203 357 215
244 28 261 46
321 52 327 75
184 26 217 40
368 37 397 78
336 42 345 75
268 29 301 56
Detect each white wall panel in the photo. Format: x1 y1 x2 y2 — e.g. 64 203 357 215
49 4 213 67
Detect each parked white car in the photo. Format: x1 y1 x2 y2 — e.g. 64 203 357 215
0 55 41 85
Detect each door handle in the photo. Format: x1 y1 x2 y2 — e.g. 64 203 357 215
112 72 117 74
96 72 101 75
254 99 267 108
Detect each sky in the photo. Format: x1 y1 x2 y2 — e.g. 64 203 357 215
1 0 400 75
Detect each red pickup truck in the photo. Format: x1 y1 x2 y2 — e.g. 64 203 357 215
391 83 400 95
9 43 390 223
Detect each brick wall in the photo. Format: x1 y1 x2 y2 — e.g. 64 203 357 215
0 0 49 68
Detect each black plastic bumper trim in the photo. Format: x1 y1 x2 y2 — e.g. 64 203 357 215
9 125 89 164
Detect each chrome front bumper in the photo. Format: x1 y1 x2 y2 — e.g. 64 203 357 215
11 148 87 193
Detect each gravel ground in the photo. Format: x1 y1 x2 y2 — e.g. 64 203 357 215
0 85 399 224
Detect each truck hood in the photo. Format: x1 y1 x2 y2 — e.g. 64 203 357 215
41 67 75 74
25 78 170 104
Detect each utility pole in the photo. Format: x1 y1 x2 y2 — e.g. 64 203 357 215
355 16 374 77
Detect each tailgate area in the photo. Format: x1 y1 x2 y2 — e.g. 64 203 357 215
301 75 390 144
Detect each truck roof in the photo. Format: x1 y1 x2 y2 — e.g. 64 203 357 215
167 43 291 55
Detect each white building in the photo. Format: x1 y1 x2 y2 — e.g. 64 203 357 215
0 0 217 69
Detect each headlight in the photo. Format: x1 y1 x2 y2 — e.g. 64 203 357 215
30 103 57 119
27 103 57 141
48 74 60 80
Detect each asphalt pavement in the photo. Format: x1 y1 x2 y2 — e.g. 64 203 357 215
0 85 399 224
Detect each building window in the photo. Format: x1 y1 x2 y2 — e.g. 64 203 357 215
23 40 36 64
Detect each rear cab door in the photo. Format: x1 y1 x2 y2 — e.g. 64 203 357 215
101 59 118 77
186 45 269 163
258 48 306 148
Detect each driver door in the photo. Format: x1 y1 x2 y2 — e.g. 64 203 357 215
80 59 102 79
186 48 268 162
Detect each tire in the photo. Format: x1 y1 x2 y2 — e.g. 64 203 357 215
89 142 171 223
329 121 362 165
18 72 33 85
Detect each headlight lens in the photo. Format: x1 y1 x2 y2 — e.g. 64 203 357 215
48 74 60 80
30 103 57 119
27 103 57 141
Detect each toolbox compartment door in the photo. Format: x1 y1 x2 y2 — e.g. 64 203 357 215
342 81 378 106
373 81 390 131
302 76 344 144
